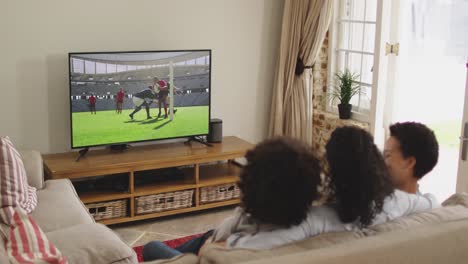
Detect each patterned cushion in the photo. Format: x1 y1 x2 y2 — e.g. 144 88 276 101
0 136 37 223
3 207 67 264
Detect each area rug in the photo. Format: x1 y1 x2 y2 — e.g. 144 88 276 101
133 233 203 262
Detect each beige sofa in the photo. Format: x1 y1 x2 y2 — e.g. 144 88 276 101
3 151 468 264
0 151 138 264
197 195 468 264
132 193 468 264
0 151 198 264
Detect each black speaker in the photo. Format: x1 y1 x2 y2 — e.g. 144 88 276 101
208 118 223 143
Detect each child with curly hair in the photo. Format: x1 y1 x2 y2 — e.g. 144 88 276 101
143 137 322 260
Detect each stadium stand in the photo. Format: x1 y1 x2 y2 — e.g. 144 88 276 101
71 93 209 113
70 73 209 96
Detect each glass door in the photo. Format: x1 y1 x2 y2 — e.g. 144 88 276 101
385 0 468 201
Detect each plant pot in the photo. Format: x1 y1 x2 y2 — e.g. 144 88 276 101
338 103 352 119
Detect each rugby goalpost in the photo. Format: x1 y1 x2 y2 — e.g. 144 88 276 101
169 61 174 121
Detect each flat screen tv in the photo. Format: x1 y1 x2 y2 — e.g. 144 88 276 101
69 50 211 149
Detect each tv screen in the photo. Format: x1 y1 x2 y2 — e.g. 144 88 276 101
69 50 211 149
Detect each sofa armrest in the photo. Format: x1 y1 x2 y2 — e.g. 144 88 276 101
19 150 45 190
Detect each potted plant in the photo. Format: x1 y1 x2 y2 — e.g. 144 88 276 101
330 69 361 119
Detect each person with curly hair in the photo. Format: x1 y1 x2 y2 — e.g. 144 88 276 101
142 137 322 261
227 126 439 249
384 122 439 202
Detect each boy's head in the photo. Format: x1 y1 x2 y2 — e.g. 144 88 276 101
384 122 439 192
239 137 321 227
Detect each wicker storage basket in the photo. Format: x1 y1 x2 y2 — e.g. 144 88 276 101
86 199 128 221
135 189 194 215
200 183 240 204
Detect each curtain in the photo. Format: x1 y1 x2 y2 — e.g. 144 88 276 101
268 0 333 144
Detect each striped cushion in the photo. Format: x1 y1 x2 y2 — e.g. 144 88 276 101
3 207 67 264
0 137 37 222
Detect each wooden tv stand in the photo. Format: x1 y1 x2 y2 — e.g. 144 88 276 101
42 136 253 225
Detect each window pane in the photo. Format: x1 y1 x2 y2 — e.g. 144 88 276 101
335 50 348 73
107 64 116 73
365 0 377 22
341 0 366 20
117 65 127 72
363 24 376 53
335 51 361 77
359 86 372 110
351 86 371 111
195 57 205 65
360 54 374 84
349 91 360 106
339 22 365 51
96 62 106 74
72 58 84 73
84 60 95 74
346 52 362 75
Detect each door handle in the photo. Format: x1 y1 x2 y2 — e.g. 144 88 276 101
461 122 468 161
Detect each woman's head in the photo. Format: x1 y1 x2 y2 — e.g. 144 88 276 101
239 137 321 227
325 126 394 227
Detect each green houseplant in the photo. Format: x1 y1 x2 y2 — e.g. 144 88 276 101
330 69 361 119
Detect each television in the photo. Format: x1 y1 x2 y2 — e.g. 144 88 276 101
69 50 211 149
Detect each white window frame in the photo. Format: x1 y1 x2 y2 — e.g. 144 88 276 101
327 0 379 123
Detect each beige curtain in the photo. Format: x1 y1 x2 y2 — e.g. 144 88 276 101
269 0 333 144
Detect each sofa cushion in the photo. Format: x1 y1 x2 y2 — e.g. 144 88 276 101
46 223 136 264
366 192 468 234
241 219 468 264
0 136 37 215
367 205 468 234
200 231 364 264
19 150 45 190
30 179 94 233
3 207 67 264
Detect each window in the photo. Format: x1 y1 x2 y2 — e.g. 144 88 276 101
195 57 205 65
71 58 84 74
328 0 378 120
84 60 95 74
116 65 127 73
96 62 107 74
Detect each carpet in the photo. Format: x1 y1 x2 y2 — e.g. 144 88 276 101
133 233 203 262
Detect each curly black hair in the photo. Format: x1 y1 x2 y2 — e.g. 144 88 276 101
389 122 439 179
239 137 321 227
326 126 394 227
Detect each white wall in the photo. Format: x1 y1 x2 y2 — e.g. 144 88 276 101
0 0 283 153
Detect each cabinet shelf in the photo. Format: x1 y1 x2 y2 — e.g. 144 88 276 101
199 163 241 187
80 191 131 204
